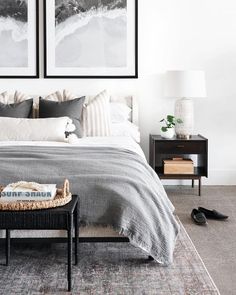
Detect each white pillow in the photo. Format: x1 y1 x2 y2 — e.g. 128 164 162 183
0 117 72 142
111 121 140 143
110 102 131 123
83 90 111 137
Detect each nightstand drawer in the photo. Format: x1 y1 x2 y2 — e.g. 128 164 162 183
155 141 206 154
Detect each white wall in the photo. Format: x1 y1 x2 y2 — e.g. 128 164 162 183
1 0 236 184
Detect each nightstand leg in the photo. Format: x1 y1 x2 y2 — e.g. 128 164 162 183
6 230 10 266
198 178 201 196
192 180 194 188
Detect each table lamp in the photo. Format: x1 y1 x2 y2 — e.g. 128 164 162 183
164 70 207 138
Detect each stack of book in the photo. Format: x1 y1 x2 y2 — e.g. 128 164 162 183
0 182 57 202
163 158 194 174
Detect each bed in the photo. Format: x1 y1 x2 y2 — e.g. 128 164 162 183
0 94 179 265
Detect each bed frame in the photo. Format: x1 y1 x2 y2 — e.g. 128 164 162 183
0 94 154 258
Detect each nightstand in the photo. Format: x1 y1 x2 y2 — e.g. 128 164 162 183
149 134 208 196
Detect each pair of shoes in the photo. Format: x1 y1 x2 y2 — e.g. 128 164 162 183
198 207 228 220
191 207 228 225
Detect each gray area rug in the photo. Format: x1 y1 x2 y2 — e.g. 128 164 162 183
0 221 219 295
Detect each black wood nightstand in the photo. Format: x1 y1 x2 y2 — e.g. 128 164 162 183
149 134 208 196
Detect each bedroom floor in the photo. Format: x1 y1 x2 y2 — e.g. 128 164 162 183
167 185 236 295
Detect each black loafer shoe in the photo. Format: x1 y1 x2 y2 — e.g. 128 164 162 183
191 209 207 225
198 207 228 220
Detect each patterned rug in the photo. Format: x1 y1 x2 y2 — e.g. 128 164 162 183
0 221 219 295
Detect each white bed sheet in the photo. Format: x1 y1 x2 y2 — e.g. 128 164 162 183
0 136 146 160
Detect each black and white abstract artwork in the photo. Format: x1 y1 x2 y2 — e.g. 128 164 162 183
44 0 137 78
0 0 39 78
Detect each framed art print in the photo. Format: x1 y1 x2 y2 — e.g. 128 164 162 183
0 0 39 78
44 0 138 78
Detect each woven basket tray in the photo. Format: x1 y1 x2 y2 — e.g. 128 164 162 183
0 179 72 211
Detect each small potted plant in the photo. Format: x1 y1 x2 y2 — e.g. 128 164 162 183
160 115 183 139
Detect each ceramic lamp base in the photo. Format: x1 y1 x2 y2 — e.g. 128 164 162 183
175 98 194 137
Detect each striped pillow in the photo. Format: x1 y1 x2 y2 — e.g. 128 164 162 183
83 90 111 137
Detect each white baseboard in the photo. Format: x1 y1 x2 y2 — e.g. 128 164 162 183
203 170 236 185
161 170 236 186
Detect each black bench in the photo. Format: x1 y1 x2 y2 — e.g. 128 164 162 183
0 195 79 292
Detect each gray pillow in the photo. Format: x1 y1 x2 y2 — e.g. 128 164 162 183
0 99 33 118
39 97 85 137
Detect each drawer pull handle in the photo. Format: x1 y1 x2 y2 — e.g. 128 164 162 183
176 145 185 148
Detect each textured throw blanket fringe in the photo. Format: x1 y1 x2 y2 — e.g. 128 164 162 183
0 146 179 265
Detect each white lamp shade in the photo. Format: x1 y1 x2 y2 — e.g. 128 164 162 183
164 70 207 98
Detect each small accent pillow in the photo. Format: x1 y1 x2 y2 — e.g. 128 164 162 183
39 96 85 138
0 99 33 118
83 90 111 137
0 117 72 142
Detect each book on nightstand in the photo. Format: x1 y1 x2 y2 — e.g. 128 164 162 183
163 158 194 174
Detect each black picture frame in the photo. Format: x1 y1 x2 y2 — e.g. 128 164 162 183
44 0 138 79
0 0 39 79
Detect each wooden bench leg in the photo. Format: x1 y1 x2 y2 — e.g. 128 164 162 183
67 214 73 292
74 202 79 266
6 230 10 266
